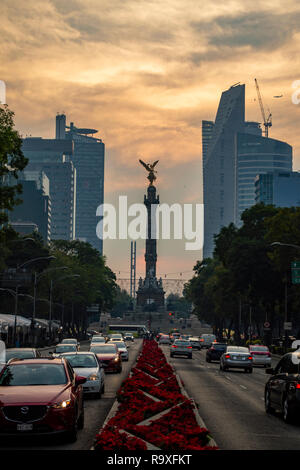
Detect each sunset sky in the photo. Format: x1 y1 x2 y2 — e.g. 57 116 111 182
2 0 300 283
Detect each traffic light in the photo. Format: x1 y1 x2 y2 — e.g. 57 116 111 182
169 312 172 316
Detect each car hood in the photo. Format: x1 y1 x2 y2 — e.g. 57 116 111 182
0 384 71 405
72 367 99 377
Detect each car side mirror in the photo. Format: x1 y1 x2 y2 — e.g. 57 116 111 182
265 368 274 375
49 351 53 355
75 375 87 386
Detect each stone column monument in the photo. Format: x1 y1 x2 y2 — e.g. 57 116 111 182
136 159 165 310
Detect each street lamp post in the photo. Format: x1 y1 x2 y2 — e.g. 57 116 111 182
270 242 300 352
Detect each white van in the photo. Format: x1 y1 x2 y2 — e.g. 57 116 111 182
200 334 216 349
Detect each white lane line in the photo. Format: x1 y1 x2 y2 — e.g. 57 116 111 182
261 397 265 401
240 385 247 390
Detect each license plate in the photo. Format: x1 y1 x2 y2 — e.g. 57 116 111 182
17 424 33 431
233 356 237 360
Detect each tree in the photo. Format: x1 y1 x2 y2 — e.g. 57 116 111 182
0 105 28 225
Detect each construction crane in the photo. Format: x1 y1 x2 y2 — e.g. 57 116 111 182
254 78 272 138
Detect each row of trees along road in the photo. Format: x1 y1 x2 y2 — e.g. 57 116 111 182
0 105 118 345
184 204 300 346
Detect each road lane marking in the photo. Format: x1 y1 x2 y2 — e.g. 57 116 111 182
240 385 247 390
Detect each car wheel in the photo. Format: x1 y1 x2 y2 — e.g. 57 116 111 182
170 353 173 357
101 382 105 394
206 357 211 363
188 355 192 359
248 368 253 374
283 397 294 423
220 363 223 371
265 389 275 414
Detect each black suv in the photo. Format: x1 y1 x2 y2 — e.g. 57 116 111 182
265 351 300 423
206 343 227 362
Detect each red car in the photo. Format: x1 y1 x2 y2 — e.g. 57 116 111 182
89 343 122 373
0 357 86 442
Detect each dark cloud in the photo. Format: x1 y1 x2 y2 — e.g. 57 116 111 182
191 10 300 51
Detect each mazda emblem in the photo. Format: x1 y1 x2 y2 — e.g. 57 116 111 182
20 406 29 414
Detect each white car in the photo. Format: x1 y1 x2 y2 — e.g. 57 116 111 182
91 336 106 345
51 343 78 357
159 335 171 345
61 338 80 350
110 341 129 361
61 352 105 398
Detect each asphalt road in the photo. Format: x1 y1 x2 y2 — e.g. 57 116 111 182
0 339 142 450
161 345 300 450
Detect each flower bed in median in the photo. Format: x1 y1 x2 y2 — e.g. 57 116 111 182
94 339 218 451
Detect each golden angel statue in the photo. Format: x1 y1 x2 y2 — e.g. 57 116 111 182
139 159 159 185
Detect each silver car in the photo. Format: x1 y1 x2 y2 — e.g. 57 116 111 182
170 339 193 358
159 334 171 345
110 341 129 361
220 346 253 373
61 352 105 398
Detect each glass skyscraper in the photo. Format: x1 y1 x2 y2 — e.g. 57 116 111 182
202 83 293 257
235 133 292 224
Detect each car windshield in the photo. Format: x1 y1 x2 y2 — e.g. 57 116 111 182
250 346 268 351
5 350 35 361
90 346 117 354
227 347 248 353
63 354 97 368
62 339 77 344
0 364 67 386
55 345 77 353
174 341 190 345
92 338 105 342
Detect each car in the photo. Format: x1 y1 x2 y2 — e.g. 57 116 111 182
199 334 217 349
249 345 272 367
108 337 123 342
90 336 106 345
60 352 105 399
206 343 227 362
5 348 41 362
171 333 181 342
124 332 134 342
158 334 171 345
108 334 123 340
110 341 129 361
61 339 80 350
180 335 191 341
189 337 202 350
220 346 252 373
89 343 122 373
0 357 86 441
170 339 193 358
51 344 78 358
265 351 300 423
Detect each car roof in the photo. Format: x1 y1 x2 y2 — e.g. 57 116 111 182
60 351 95 355
55 343 76 347
6 357 65 365
6 348 35 351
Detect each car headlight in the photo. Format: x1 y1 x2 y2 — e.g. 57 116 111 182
88 374 99 381
52 399 71 409
114 357 119 362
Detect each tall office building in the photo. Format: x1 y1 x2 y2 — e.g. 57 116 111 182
203 83 293 257
203 83 245 258
235 133 292 223
62 118 105 253
22 138 76 241
255 171 300 207
10 175 51 242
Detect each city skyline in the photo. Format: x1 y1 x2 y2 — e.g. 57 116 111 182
2 0 300 277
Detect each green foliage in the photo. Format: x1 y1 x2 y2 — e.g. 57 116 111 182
0 105 28 224
184 203 300 341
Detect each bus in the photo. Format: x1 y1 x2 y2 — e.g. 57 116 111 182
108 324 148 337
